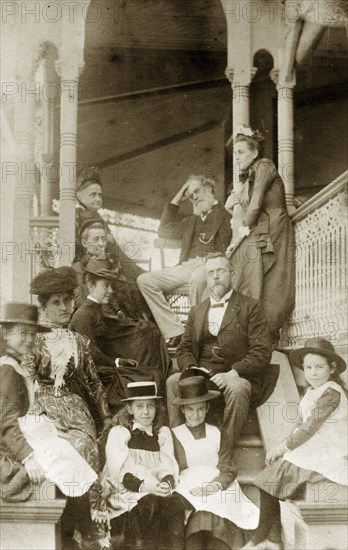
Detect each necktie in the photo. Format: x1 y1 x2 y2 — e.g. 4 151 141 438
210 298 230 309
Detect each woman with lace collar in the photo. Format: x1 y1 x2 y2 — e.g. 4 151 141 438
22 266 112 549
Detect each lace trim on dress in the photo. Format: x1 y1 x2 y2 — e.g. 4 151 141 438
44 328 78 394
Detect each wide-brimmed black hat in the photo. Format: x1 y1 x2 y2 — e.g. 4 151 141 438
289 338 346 374
83 259 118 281
121 381 162 401
173 376 220 405
0 303 50 332
30 267 78 295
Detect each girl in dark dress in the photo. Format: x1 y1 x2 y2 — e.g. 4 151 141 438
102 381 185 550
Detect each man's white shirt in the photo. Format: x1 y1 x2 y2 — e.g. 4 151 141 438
208 289 233 336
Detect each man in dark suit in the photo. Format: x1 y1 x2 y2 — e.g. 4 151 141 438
137 176 232 344
166 253 275 451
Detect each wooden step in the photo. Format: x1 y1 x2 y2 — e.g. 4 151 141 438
0 481 66 550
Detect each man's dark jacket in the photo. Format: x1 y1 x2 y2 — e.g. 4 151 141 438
158 202 232 264
176 290 278 407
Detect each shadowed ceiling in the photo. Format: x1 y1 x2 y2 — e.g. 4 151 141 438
76 0 347 217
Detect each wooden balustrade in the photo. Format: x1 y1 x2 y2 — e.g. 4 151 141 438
281 171 348 352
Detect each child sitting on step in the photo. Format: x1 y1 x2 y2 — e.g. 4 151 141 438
172 375 259 550
101 381 185 550
241 338 348 550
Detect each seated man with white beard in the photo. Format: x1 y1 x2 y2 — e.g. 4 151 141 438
137 176 231 346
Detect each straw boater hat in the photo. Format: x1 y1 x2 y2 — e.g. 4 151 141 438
30 267 78 296
289 338 346 374
0 303 50 332
83 259 118 281
173 376 220 405
121 381 163 402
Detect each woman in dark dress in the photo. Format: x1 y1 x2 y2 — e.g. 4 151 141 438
225 126 295 345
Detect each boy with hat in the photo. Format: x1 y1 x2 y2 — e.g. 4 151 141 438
172 376 259 550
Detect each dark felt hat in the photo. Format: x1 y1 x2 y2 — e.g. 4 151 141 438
0 303 50 332
289 338 346 373
173 376 220 405
83 259 118 281
30 267 78 295
121 381 162 401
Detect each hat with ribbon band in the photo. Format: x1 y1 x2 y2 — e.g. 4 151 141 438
121 381 162 401
173 376 220 405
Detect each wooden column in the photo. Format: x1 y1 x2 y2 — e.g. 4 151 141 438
40 56 55 217
12 67 36 300
221 0 255 235
57 49 82 266
225 68 256 234
272 70 296 214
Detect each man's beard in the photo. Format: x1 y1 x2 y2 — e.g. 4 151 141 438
211 283 230 300
193 199 212 217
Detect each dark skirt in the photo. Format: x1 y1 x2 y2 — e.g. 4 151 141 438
110 493 185 550
98 317 172 396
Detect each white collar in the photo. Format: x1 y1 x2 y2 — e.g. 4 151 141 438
87 295 100 304
210 289 233 306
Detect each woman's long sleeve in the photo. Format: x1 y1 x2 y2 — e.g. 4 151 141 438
243 159 276 228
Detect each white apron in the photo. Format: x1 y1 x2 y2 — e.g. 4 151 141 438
173 423 259 529
283 381 348 486
102 425 179 520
